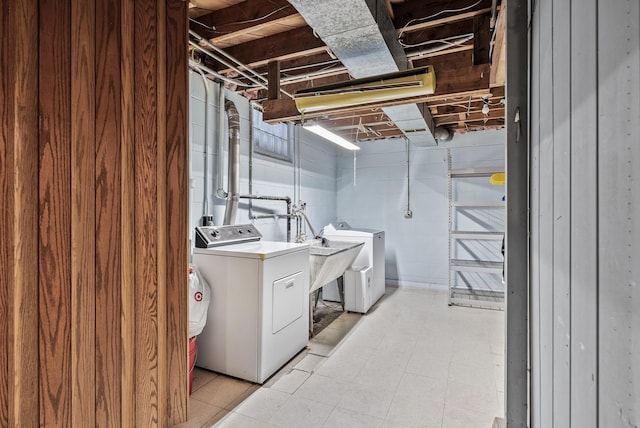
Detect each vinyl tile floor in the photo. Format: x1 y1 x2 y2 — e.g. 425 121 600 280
173 286 505 428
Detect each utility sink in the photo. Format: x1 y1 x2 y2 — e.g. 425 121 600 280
308 239 364 293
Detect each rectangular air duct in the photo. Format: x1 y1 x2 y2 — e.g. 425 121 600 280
293 66 436 113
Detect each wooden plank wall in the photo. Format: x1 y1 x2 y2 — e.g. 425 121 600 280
529 0 640 426
0 1 189 426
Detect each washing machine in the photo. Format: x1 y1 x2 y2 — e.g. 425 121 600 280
321 222 385 311
193 224 310 384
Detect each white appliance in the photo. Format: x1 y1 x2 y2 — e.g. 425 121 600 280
344 265 374 313
321 222 385 311
192 224 309 384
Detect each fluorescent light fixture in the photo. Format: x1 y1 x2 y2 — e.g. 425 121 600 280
303 124 360 151
294 66 436 113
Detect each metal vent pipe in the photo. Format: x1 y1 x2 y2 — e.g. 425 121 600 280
223 100 240 225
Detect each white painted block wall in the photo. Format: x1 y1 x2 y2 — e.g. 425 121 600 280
189 72 337 249
336 130 505 288
190 71 505 290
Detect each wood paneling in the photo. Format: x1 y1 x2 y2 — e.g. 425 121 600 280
71 0 96 427
120 0 136 426
156 0 168 425
0 1 189 426
0 1 40 427
134 0 161 424
165 0 190 423
0 5 14 426
95 0 123 425
39 0 72 425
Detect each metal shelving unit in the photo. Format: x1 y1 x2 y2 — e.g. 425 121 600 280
447 150 505 310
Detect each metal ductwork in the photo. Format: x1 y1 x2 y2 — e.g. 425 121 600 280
223 100 240 225
288 0 439 146
434 126 454 143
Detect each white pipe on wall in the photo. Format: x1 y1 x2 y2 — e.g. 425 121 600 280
188 64 212 224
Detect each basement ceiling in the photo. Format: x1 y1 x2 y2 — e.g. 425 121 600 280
188 0 506 144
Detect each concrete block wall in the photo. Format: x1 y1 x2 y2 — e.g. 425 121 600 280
336 130 505 288
189 72 337 247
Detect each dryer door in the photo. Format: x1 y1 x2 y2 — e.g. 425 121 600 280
272 271 304 334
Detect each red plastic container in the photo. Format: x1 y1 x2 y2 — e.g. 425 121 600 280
189 336 197 395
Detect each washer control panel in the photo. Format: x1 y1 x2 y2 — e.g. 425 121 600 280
195 224 262 248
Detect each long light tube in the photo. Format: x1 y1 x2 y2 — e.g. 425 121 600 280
303 125 360 151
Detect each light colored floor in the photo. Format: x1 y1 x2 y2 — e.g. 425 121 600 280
175 287 504 428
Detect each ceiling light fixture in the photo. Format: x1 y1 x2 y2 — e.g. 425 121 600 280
303 124 360 151
293 66 436 113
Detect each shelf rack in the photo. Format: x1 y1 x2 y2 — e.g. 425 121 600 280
447 150 505 310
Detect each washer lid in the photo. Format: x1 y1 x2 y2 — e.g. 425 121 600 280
193 240 309 259
323 223 384 237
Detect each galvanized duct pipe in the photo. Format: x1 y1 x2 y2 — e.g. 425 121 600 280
434 126 454 142
188 64 212 224
216 85 227 199
223 100 240 225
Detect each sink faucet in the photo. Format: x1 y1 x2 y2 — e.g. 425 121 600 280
292 201 319 242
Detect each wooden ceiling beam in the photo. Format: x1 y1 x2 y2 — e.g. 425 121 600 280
190 0 299 40
473 12 492 65
426 85 504 107
313 114 395 129
434 107 504 125
410 49 473 69
400 18 474 47
220 26 327 70
248 71 352 99
263 63 492 123
393 0 493 33
490 2 507 87
334 128 406 141
212 15 307 49
457 118 505 130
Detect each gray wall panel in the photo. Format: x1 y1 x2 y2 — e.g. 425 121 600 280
530 0 639 426
551 0 572 425
538 0 555 425
569 0 599 425
529 1 542 425
596 0 639 425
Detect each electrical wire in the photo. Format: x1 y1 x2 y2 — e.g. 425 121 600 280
482 97 505 106
189 18 215 31
400 33 474 49
188 5 292 34
226 5 291 25
398 0 483 38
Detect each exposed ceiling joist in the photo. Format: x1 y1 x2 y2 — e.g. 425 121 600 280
490 2 507 87
262 62 491 122
216 26 327 69
393 0 493 32
188 0 506 136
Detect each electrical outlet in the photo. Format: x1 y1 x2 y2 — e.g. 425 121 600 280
404 210 413 218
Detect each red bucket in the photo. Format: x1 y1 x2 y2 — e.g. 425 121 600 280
189 337 197 395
